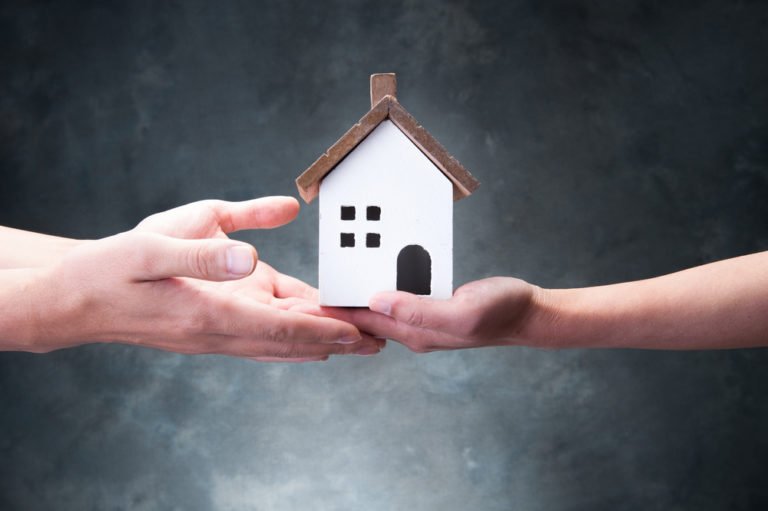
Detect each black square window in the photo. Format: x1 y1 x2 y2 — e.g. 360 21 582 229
341 206 355 220
366 233 381 248
366 206 381 221
340 233 355 247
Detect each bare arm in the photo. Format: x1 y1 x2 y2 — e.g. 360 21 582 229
0 198 382 360
0 226 83 269
328 251 768 351
529 251 768 349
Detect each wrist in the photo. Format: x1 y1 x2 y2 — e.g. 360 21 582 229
0 226 87 269
0 265 90 352
515 285 557 347
521 285 638 349
0 268 48 351
44 237 88 267
517 286 592 349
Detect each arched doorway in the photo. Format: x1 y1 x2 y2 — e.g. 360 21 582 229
397 245 431 295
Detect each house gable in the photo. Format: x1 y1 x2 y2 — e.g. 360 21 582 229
295 74 480 203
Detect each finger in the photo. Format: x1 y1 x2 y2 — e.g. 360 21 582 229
143 332 380 358
211 298 363 345
285 303 386 338
326 306 406 340
263 309 363 345
285 301 323 315
272 272 319 301
127 233 258 282
221 337 382 358
368 291 461 331
246 356 329 363
325 307 465 352
211 196 300 233
272 297 312 311
282 304 392 349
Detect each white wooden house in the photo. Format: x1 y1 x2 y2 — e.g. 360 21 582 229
296 74 479 306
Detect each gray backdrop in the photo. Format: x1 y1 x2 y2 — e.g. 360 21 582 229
1 1 767 510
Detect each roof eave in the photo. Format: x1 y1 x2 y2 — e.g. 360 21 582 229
296 97 391 203
295 96 479 204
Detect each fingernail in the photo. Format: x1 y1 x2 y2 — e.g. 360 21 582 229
369 298 392 316
337 334 362 344
355 345 380 356
226 246 255 276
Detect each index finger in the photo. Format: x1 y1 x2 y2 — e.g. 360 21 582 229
213 196 300 233
325 306 467 351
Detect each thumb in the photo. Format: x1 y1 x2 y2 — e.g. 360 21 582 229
369 291 458 331
129 233 258 281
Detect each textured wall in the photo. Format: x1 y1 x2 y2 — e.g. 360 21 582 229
1 1 768 509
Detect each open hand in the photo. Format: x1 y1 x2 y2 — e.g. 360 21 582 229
26 197 381 361
326 277 537 352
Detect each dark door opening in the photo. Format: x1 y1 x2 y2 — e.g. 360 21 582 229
397 245 431 295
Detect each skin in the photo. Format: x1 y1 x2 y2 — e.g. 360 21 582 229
0 197 383 362
328 251 768 352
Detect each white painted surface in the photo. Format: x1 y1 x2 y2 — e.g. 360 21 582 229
319 120 453 306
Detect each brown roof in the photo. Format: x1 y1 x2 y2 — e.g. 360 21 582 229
295 73 480 203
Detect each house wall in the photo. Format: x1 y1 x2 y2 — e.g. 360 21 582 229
318 120 453 306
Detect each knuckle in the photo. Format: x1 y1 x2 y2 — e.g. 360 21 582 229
403 306 426 328
125 234 159 276
135 253 158 277
138 212 160 224
264 324 292 344
333 343 360 355
28 344 55 354
409 343 431 354
270 342 303 359
200 199 224 211
201 200 234 231
187 245 214 278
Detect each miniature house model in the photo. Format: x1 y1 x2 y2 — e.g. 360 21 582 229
296 73 479 306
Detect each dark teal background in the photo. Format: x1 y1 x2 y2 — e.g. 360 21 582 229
1 1 767 509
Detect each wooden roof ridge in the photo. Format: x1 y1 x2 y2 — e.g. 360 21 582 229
295 74 480 203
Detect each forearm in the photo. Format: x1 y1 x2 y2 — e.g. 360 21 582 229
527 251 768 349
0 226 83 269
0 266 85 352
1 268 52 350
0 229 93 351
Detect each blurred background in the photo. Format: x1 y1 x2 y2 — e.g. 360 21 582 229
1 1 767 509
